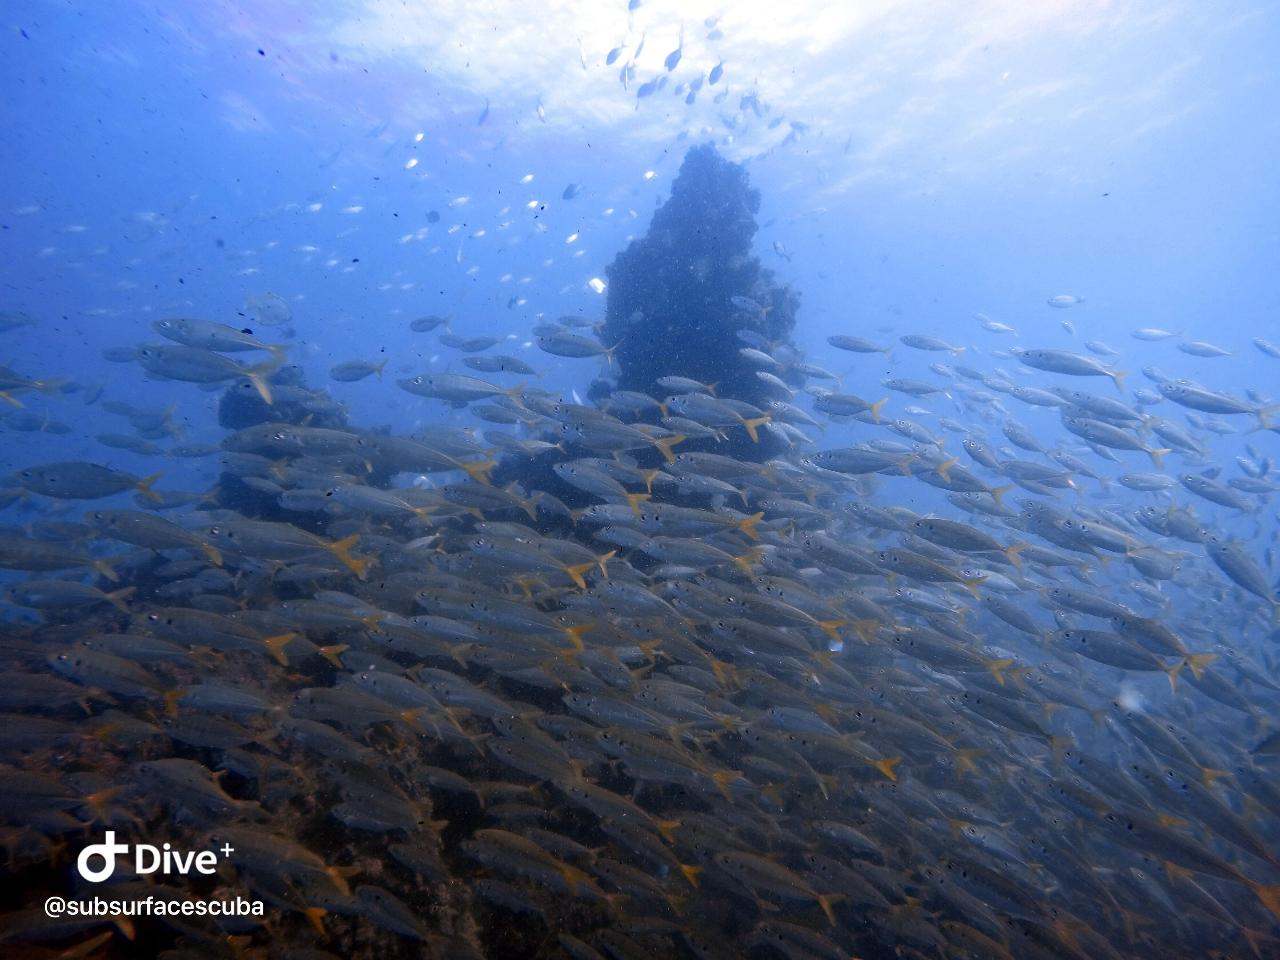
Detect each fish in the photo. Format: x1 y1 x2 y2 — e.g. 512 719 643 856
1012 347 1125 392
329 359 388 382
1046 294 1083 308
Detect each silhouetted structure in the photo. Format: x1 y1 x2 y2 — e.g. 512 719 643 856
601 144 801 461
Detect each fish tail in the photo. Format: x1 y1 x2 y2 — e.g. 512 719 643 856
961 574 986 598
374 358 387 380
736 511 765 541
595 549 617 578
562 623 591 651
851 619 881 643
816 893 843 925
1163 659 1184 694
935 456 958 482
954 748 982 777
1004 542 1028 569
92 559 120 583
732 546 765 575
653 434 685 464
105 586 136 613
679 863 703 888
706 381 718 397
1252 403 1280 431
0 391 23 408
624 491 651 517
656 818 681 844
318 643 349 669
1110 369 1127 393
657 400 668 418
200 542 223 566
989 484 1014 509
246 354 283 405
816 618 846 642
459 456 496 486
873 756 901 782
869 398 887 424
1184 652 1216 680
985 657 1015 686
502 383 527 409
328 533 373 579
563 562 594 590
262 632 298 666
134 472 163 502
742 416 770 443
162 689 185 717
1251 882 1280 923
1148 447 1171 469
328 864 361 898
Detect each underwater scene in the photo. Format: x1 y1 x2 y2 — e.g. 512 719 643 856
2 2 1280 958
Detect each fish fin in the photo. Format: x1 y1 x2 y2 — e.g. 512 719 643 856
742 416 770 443
1110 369 1127 394
563 562 594 590
985 657 1014 686
935 456 958 483
134 472 163 503
732 546 765 575
624 491 651 517
873 757 901 782
1184 652 1216 681
655 818 681 844
989 484 1014 509
244 356 281 405
1163 658 1184 694
262 632 298 666
105 586 136 613
374 358 387 380
328 533 373 579
869 398 887 424
680 863 703 888
816 892 843 925
562 623 592 651
318 644 349 670
92 559 120 583
736 511 765 541
816 618 846 641
961 574 986 598
502 384 527 409
0 391 22 408
653 434 685 463
199 542 223 566
1148 447 1171 469
954 749 982 778
595 549 617 578
706 381 718 397
459 456 496 486
1004 543 1028 569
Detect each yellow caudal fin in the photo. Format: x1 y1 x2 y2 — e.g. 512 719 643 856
624 491 651 517
105 586 136 613
1004 543 1028 569
1253 403 1280 431
656 819 682 844
1163 659 1184 694
960 574 986 598
815 893 843 925
680 863 703 887
246 354 284 405
1250 882 1280 922
563 562 594 590
935 456 958 483
737 511 765 541
502 384 527 410
1148 447 1172 469
742 416 771 443
985 657 1015 686
595 549 617 578
329 533 373 579
989 484 1014 509
816 619 846 642
1110 369 1127 394
0 391 22 408
869 398 887 424
1184 652 1216 681
954 748 982 778
135 472 163 503
318 643 349 669
263 632 299 666
732 546 765 575
92 559 120 583
199 542 223 566
374 359 387 380
873 756 901 782
653 434 685 464
459 456 496 486
562 622 593 651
